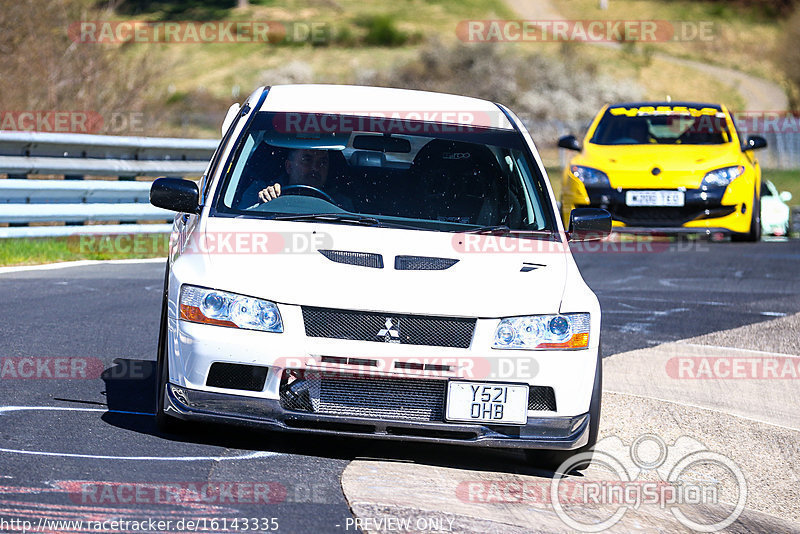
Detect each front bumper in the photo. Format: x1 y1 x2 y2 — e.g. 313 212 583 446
584 186 741 228
612 226 735 235
164 383 591 450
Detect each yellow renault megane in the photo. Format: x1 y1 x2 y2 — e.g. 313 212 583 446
558 102 768 241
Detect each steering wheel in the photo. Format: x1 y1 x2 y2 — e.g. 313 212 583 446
281 184 336 204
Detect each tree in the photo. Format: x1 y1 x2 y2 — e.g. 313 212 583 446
779 4 800 111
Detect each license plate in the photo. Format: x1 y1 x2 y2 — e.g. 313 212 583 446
446 381 529 425
625 190 685 207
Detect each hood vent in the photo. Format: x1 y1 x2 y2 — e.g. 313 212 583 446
395 255 459 271
319 249 384 268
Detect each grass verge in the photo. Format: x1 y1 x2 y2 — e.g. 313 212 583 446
762 169 800 205
0 234 169 267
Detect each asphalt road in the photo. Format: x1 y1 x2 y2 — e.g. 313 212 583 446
0 239 798 533
575 239 800 356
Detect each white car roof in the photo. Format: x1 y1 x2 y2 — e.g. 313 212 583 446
259 84 514 130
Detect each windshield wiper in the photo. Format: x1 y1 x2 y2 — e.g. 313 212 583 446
464 225 557 238
465 225 512 235
270 213 382 226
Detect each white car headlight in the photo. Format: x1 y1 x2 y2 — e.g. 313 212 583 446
179 285 283 333
492 313 590 350
701 165 744 188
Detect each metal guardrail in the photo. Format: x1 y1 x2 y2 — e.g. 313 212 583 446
0 131 218 238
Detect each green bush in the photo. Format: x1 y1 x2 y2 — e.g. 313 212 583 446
356 14 409 47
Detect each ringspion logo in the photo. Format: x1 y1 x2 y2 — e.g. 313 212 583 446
550 434 746 532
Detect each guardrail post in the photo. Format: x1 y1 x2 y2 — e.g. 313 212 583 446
8 173 28 227
65 174 85 225
119 176 137 223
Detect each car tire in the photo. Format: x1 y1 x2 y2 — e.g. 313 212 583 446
525 348 602 472
732 193 761 242
155 261 184 433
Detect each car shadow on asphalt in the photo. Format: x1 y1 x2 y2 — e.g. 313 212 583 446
100 358 569 479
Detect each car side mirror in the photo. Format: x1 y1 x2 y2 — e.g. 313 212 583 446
780 191 793 202
568 208 612 241
742 135 767 151
221 103 240 136
557 135 582 151
150 177 200 214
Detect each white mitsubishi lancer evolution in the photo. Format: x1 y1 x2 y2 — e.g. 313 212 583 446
150 84 611 470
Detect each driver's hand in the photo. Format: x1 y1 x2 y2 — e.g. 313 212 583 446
258 183 281 203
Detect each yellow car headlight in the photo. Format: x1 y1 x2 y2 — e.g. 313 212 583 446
571 165 610 188
701 165 744 188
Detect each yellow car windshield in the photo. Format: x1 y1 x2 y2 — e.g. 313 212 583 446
591 106 732 145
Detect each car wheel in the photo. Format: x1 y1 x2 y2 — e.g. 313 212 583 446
525 348 602 472
732 193 761 242
155 261 183 433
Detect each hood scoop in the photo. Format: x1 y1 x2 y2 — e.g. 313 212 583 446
394 255 459 271
318 250 459 270
318 249 384 269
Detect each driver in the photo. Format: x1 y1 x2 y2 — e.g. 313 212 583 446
257 148 330 203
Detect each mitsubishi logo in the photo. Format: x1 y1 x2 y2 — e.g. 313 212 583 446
377 318 401 343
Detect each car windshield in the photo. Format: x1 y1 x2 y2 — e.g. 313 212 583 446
212 112 556 234
590 105 733 145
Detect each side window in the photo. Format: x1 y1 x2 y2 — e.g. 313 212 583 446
513 152 547 230
200 112 241 204
222 134 257 208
